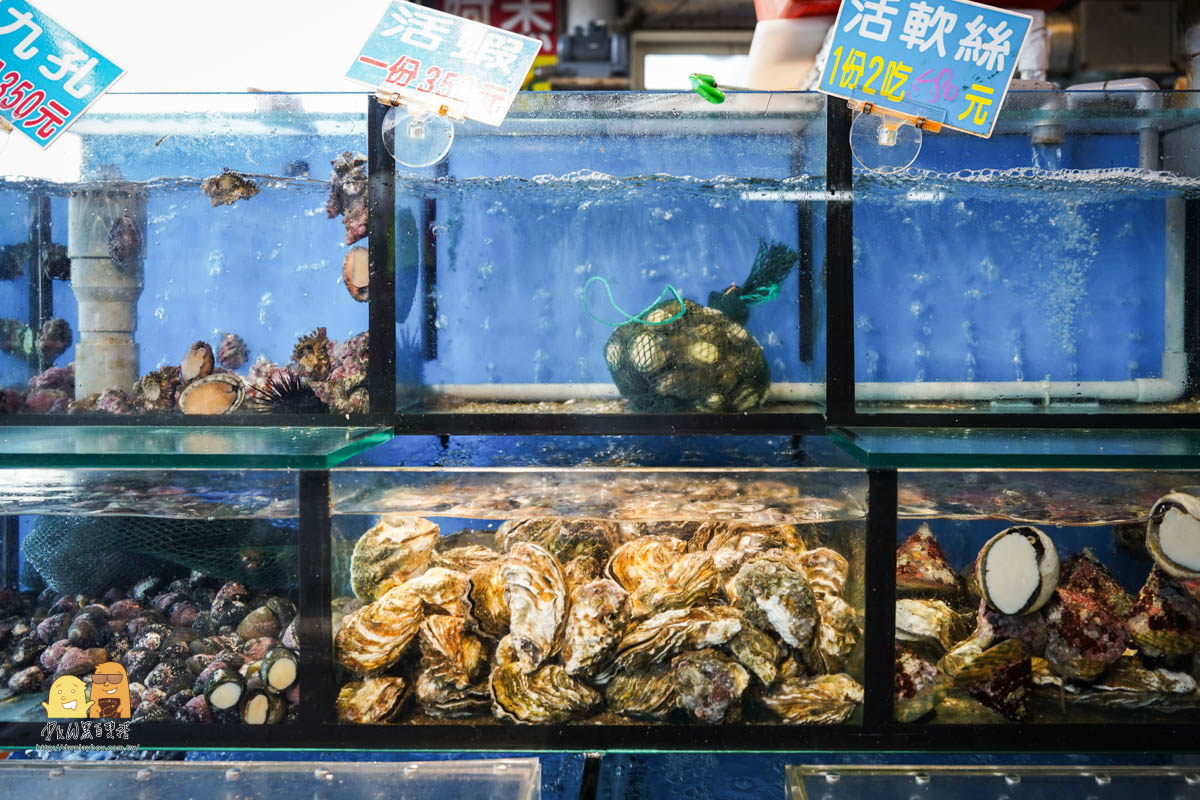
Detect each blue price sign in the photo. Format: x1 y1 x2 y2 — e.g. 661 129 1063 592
819 0 1031 137
0 0 123 149
347 0 541 127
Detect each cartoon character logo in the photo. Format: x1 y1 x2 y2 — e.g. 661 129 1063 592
42 675 93 718
88 662 131 719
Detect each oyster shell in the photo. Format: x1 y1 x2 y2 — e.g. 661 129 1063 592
491 662 601 724
605 662 678 721
636 551 720 614
609 606 742 677
1040 655 1198 711
468 560 509 637
606 535 687 595
1045 588 1129 681
502 542 568 672
561 579 630 680
896 524 963 598
177 373 245 415
672 649 750 724
498 518 621 564
432 544 500 574
562 556 602 593
1128 567 1200 656
693 522 805 582
350 516 439 602
895 598 967 654
730 550 818 649
809 592 861 674
335 587 422 674
402 567 472 618
727 623 783 686
618 520 704 543
418 614 486 689
760 673 863 725
416 669 491 718
796 547 849 599
335 676 409 723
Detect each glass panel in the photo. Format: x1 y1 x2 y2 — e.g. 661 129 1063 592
787 765 1200 800
2 471 300 726
854 90 1200 415
330 436 864 727
0 759 541 799
0 425 390 469
0 92 368 417
397 92 827 416
895 469 1200 725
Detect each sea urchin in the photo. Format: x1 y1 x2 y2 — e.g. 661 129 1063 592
250 371 329 414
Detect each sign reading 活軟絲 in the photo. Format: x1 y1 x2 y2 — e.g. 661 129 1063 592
819 0 1031 138
347 1 542 127
0 0 123 149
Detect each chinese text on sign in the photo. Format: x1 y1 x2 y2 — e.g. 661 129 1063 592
0 0 123 149
819 0 1031 137
347 1 542 127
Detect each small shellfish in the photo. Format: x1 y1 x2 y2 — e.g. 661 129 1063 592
730 550 818 650
1058 549 1134 618
1147 493 1200 580
349 516 439 602
1044 588 1129 681
561 579 630 680
760 673 863 725
180 341 215 384
177 373 245 415
335 676 409 723
217 333 248 371
502 542 568 672
334 587 422 674
107 214 142 267
201 169 260 207
894 645 941 722
491 662 601 724
342 246 369 302
1127 567 1200 656
671 649 750 724
605 662 678 721
896 524 963 598
975 526 1059 616
950 638 1032 722
292 327 333 382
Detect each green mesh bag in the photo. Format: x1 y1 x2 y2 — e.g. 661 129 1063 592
597 241 800 413
23 516 298 595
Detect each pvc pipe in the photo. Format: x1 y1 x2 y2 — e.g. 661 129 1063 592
68 184 146 399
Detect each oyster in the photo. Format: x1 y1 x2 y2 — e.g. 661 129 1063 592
796 547 849 599
760 673 863 725
502 542 568 672
727 623 783 686
468 560 509 637
976 526 1059 616
350 516 439 602
809 592 860 674
561 579 630 680
418 614 486 688
1045 588 1129 681
618 520 705 543
605 662 678 720
636 551 720 613
606 535 687 595
693 522 804 581
498 518 621 564
672 649 750 724
1147 493 1200 580
896 524 963 597
730 550 818 649
609 606 742 676
895 646 941 722
334 587 423 674
1049 655 1198 711
562 556 602 593
1128 567 1200 656
416 669 490 718
895 598 967 654
432 545 500 574
402 567 472 618
491 662 601 724
335 676 409 723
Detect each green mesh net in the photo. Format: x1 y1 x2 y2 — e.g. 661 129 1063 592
23 516 298 595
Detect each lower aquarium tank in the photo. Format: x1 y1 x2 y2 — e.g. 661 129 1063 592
893 468 1200 725
329 436 865 730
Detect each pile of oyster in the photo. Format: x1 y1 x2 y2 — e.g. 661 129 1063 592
334 515 864 725
895 500 1200 724
0 574 299 724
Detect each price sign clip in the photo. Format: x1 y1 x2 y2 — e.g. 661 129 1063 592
847 98 942 145
374 86 467 124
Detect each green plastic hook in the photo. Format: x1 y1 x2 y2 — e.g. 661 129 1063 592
689 73 725 104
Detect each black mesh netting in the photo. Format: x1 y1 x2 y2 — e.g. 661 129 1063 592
604 298 770 413
23 516 299 595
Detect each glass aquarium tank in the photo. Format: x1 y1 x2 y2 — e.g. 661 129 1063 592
393 92 827 418
328 436 864 729
852 89 1200 416
891 462 1200 725
0 92 369 417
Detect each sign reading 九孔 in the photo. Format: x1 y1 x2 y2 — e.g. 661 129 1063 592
0 0 123 149
819 0 1031 137
347 0 542 127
